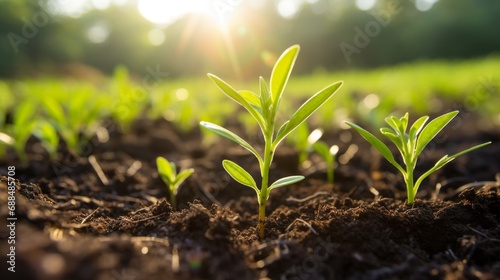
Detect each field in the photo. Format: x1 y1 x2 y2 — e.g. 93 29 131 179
1 56 499 279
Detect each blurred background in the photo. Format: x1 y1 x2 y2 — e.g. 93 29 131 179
1 0 500 79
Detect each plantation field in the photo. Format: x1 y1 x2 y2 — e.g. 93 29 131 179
1 56 499 280
2 55 500 138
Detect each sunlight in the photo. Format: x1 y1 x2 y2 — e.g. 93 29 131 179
137 0 235 27
148 28 165 46
415 0 439 11
50 0 89 17
277 0 302 19
87 22 109 43
355 0 376 11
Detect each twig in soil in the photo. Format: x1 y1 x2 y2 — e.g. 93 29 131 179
192 173 222 206
130 236 170 246
100 193 144 204
437 175 500 201
467 226 500 243
365 178 380 197
286 191 329 203
88 155 110 186
286 218 318 235
120 212 167 223
172 245 180 273
246 239 293 269
445 248 459 261
80 207 100 224
126 160 142 177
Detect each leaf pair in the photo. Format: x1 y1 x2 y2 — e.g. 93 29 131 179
156 156 194 208
222 160 303 204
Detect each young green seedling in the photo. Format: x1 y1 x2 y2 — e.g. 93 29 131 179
156 156 194 209
313 142 339 185
345 111 491 205
0 102 36 164
200 45 343 238
288 123 324 167
33 120 60 160
42 91 103 154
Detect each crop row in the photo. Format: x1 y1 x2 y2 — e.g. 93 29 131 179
1 55 498 164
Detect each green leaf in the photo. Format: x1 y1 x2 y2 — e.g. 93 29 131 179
270 45 300 118
385 116 400 134
346 121 405 174
414 141 490 198
275 120 289 140
222 160 259 192
269 176 304 190
409 116 429 143
415 111 458 156
207 74 266 130
157 157 175 185
380 127 403 150
313 141 331 159
200 121 263 166
42 98 66 125
433 155 454 170
239 90 261 108
173 169 194 193
399 113 409 134
448 141 491 160
34 121 59 158
274 81 342 147
14 102 35 128
68 91 88 128
259 77 271 120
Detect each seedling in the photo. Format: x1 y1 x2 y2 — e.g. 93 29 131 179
200 45 343 238
42 90 103 154
0 102 35 164
313 142 339 185
287 123 324 167
156 156 194 209
346 111 491 205
33 120 60 160
111 66 146 131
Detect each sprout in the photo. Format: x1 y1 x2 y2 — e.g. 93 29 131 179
313 142 339 185
0 102 35 165
200 45 343 238
33 120 60 161
287 124 324 168
156 156 194 209
41 91 103 155
346 111 491 205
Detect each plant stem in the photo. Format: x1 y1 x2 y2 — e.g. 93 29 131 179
405 164 415 205
327 158 333 184
170 188 176 210
258 129 274 239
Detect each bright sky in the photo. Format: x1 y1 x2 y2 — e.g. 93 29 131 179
50 0 440 25
49 0 439 45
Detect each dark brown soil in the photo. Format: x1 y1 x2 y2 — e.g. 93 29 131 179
1 114 499 280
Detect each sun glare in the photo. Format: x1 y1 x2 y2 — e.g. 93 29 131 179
137 0 230 26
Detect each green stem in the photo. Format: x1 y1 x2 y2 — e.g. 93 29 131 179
170 188 177 210
327 158 333 185
405 164 415 205
258 124 275 239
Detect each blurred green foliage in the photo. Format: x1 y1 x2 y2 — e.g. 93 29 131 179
0 55 498 163
1 0 499 78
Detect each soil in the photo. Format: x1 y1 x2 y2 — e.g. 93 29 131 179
1 113 499 280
